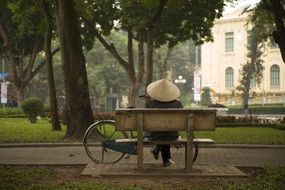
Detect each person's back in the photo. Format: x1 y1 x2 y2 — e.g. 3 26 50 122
145 99 182 141
144 79 183 167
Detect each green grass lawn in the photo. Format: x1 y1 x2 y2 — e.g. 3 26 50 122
0 118 285 144
194 127 285 144
0 118 66 143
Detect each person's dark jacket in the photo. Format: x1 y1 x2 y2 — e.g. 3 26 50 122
144 99 183 141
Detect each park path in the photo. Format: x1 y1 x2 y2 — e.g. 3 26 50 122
0 144 284 167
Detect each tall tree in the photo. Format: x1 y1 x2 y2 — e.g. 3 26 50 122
154 44 172 79
79 0 225 106
236 25 264 115
249 0 285 63
56 0 94 138
85 37 129 109
41 0 61 131
79 0 146 107
0 0 59 102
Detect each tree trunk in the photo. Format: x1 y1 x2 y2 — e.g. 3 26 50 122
145 28 154 88
144 0 167 106
42 0 61 131
156 45 172 79
126 30 137 107
16 87 25 103
242 75 251 115
56 0 94 139
89 24 143 108
136 30 145 106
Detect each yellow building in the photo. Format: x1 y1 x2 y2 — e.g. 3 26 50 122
201 5 285 105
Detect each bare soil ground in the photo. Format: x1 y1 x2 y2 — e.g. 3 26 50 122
44 165 263 188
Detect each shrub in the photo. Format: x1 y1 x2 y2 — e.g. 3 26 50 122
201 87 212 106
208 103 227 108
42 104 51 118
0 107 25 118
228 106 285 115
216 115 285 130
21 97 44 123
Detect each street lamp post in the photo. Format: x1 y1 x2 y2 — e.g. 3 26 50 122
1 57 6 108
174 75 186 103
2 57 4 83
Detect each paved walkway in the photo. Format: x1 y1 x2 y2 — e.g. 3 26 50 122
0 144 284 167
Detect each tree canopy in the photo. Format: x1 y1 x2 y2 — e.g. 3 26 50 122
248 0 285 62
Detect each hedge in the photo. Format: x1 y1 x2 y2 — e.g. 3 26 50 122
228 106 285 115
0 108 25 118
216 123 285 130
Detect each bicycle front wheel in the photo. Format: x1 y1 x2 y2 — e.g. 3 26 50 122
83 120 127 164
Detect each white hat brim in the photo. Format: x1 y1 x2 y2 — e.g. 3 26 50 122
147 79 180 102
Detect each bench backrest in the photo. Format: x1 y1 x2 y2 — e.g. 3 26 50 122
115 108 216 131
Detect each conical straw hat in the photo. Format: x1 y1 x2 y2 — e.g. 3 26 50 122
146 79 180 102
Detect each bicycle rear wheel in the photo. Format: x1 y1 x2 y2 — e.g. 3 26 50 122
83 120 127 164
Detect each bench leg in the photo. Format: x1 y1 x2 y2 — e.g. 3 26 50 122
185 142 193 173
185 113 194 173
137 113 144 172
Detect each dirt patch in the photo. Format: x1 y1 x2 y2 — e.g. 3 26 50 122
40 165 258 188
1 165 269 189
237 166 266 177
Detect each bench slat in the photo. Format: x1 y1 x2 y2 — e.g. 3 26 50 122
115 108 216 131
115 138 214 145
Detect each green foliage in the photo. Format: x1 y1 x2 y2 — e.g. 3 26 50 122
216 115 284 124
228 106 285 115
79 0 226 47
246 2 274 43
0 108 25 118
216 114 285 130
21 97 44 123
200 87 212 106
236 24 265 112
42 104 51 118
247 0 285 62
154 0 219 46
154 41 196 103
227 167 285 190
85 35 129 105
76 0 119 49
216 123 285 130
0 1 44 56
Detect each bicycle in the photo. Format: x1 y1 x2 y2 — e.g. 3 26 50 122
83 114 199 165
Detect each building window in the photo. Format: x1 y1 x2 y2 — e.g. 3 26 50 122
225 32 234 52
270 65 280 87
225 67 234 89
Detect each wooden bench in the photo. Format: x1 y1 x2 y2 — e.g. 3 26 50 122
115 108 216 173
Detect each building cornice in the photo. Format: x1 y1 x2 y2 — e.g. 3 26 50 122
215 16 248 24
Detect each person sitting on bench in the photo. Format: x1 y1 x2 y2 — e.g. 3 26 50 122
144 79 183 167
